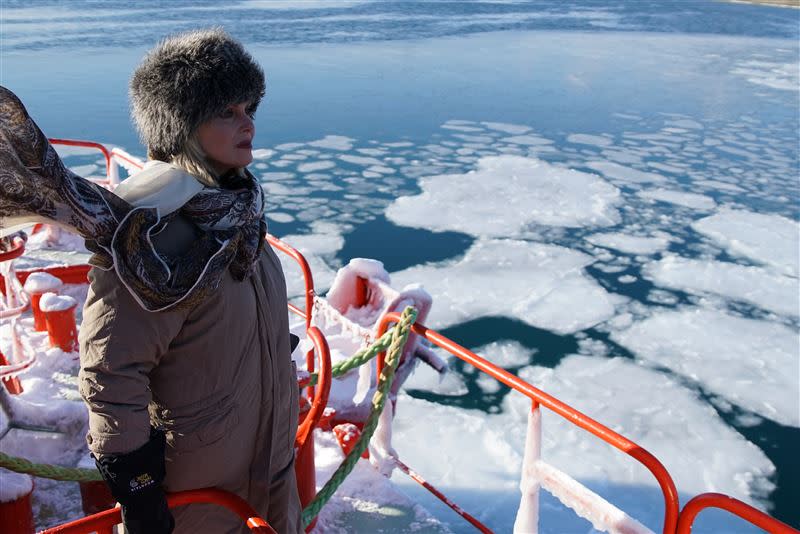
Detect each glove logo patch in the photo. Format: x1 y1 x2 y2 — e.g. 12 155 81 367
129 472 155 492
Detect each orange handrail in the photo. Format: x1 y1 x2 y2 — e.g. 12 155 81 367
294 326 331 451
48 138 112 180
0 235 26 262
39 488 277 533
376 312 681 534
676 493 798 534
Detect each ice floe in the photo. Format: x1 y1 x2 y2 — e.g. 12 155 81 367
567 134 614 147
390 239 622 334
309 135 355 151
586 161 665 184
386 156 621 238
692 209 800 277
586 232 671 256
638 188 716 210
731 59 800 92
611 308 800 427
644 255 799 317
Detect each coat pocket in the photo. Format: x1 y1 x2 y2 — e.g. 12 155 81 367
168 403 240 454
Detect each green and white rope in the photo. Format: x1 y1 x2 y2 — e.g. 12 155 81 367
301 306 417 526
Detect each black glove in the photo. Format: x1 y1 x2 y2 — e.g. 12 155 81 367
93 427 175 534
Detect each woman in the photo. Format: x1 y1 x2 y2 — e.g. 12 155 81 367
0 28 300 534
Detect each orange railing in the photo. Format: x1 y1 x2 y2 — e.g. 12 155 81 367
30 139 797 534
39 489 277 534
676 493 797 534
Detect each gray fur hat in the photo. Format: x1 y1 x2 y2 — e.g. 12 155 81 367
130 28 265 161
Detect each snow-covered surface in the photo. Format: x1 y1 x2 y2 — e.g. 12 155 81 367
637 189 716 211
391 239 623 334
585 233 671 256
38 293 77 313
692 209 800 277
644 256 799 317
0 470 32 503
386 155 621 237
611 308 800 427
22 272 62 294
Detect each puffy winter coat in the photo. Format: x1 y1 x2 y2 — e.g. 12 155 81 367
78 211 301 534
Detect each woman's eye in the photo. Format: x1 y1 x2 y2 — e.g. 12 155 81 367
246 106 257 119
220 109 234 119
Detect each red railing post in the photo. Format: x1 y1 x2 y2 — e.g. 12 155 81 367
676 493 798 534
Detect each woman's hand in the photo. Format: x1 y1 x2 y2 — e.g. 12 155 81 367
94 428 175 534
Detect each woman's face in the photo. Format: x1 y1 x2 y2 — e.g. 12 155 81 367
197 101 257 176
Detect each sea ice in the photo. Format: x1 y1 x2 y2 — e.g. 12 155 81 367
692 209 799 277
309 135 355 151
390 239 621 334
611 308 800 427
586 161 665 184
481 122 532 135
394 355 773 533
386 156 621 238
297 160 336 173
644 255 799 317
586 233 671 256
638 189 716 210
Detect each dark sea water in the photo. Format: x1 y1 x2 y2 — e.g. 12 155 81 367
1 1 798 532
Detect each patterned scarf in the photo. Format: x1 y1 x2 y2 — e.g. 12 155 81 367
0 86 266 312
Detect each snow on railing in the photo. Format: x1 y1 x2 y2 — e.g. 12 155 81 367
312 296 375 346
515 404 653 534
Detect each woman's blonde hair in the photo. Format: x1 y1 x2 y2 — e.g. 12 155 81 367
159 133 246 187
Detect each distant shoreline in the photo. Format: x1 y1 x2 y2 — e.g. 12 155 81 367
724 0 800 8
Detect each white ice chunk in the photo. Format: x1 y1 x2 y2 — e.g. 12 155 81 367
586 233 671 255
567 134 613 147
297 160 336 173
612 308 800 427
339 154 384 166
586 161 665 184
692 209 800 277
391 239 621 334
502 134 553 146
309 135 355 151
267 212 295 223
638 189 716 211
251 148 274 159
731 60 800 92
387 156 621 238
481 122 532 134
644 256 799 317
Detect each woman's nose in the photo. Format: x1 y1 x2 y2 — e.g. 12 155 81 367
241 114 254 133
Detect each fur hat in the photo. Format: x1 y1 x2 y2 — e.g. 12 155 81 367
130 28 265 161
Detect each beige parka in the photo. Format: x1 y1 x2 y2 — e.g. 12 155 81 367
78 213 301 534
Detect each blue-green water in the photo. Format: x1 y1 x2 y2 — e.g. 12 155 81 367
1 1 798 532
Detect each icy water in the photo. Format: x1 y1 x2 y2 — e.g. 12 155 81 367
1 1 799 532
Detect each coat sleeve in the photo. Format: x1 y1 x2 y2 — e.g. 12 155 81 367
78 267 187 455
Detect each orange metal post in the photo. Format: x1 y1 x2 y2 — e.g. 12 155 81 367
0 488 34 534
0 350 24 394
43 302 79 353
